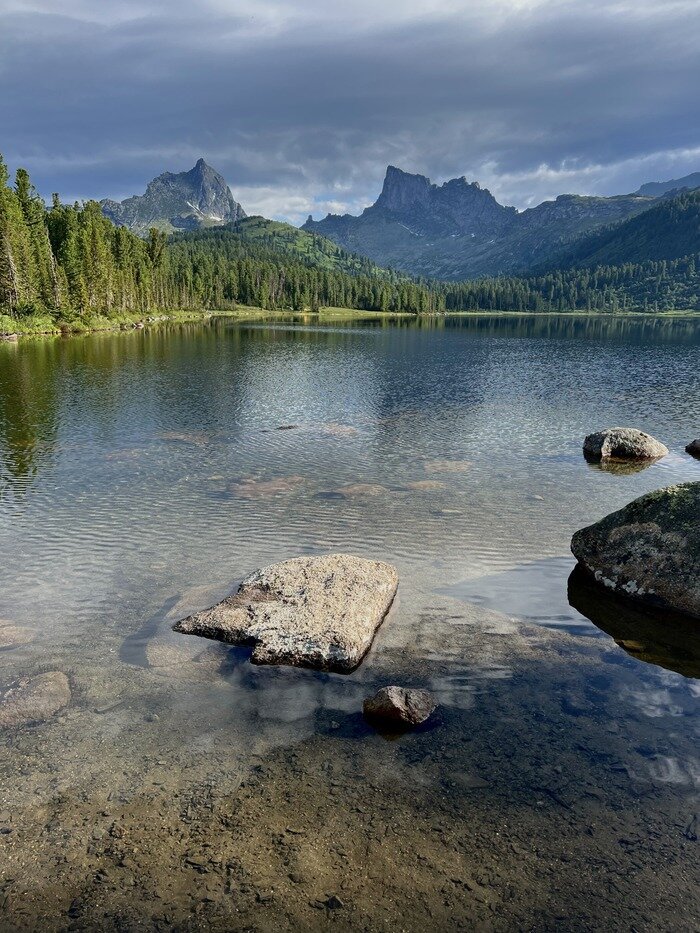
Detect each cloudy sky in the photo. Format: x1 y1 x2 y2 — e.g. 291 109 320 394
1 0 699 223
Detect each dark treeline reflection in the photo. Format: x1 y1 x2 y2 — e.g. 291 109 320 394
237 311 700 344
0 341 59 490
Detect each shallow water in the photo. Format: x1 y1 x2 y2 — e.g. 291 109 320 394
0 314 699 930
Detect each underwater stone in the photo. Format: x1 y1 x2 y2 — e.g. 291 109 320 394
363 686 437 726
0 672 71 728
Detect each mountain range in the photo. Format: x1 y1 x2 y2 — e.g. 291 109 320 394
100 160 700 280
303 166 699 279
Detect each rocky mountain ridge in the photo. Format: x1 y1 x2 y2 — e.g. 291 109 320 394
101 159 246 235
303 166 658 279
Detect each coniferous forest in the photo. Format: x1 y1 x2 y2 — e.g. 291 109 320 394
1 154 700 331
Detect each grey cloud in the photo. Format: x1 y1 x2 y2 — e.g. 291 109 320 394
1 0 699 221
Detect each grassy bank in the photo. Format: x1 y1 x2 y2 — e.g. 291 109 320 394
0 305 422 340
2 304 698 341
0 306 278 339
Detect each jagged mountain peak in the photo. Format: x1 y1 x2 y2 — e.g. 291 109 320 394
302 163 657 280
101 159 246 236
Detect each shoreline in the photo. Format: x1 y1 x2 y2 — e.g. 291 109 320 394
1 305 699 342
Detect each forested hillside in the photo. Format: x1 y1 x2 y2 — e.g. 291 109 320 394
1 155 699 329
547 190 700 269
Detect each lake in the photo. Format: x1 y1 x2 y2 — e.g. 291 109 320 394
1 314 699 930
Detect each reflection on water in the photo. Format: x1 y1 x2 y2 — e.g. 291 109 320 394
0 314 699 927
568 565 700 679
585 457 660 475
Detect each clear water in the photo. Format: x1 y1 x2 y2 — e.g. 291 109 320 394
0 314 699 928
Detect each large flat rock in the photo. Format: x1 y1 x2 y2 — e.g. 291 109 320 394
174 554 398 672
571 482 700 618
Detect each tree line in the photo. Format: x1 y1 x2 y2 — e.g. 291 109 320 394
1 155 699 322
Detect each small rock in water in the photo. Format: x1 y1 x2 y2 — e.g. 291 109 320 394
686 439 700 459
583 427 668 462
0 672 71 728
174 554 398 672
363 685 437 727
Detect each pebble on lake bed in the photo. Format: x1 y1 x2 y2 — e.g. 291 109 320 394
363 686 437 727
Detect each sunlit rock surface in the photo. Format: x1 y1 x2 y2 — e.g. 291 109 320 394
175 554 398 672
583 427 668 461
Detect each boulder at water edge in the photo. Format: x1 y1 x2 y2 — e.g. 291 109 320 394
571 482 700 618
174 554 398 673
686 439 700 459
363 686 437 727
583 427 668 462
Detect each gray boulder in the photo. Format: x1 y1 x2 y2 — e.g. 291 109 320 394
583 427 668 462
686 439 700 458
174 554 398 672
571 482 700 618
363 686 437 726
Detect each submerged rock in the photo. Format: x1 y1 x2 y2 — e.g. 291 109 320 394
0 620 35 649
226 475 305 498
686 439 700 459
423 459 471 474
404 480 447 491
571 482 700 618
583 427 668 462
336 483 390 498
174 554 398 672
363 686 437 726
0 672 71 728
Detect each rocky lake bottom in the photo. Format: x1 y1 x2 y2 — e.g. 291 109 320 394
0 314 699 930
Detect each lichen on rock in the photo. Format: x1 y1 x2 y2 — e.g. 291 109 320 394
571 482 700 617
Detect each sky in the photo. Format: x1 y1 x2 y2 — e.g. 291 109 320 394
1 0 699 224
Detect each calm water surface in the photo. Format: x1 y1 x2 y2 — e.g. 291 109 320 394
0 314 699 928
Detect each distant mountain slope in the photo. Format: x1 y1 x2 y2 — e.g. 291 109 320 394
101 159 245 235
303 166 653 279
546 189 700 269
636 172 700 198
173 216 402 280
230 216 398 277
